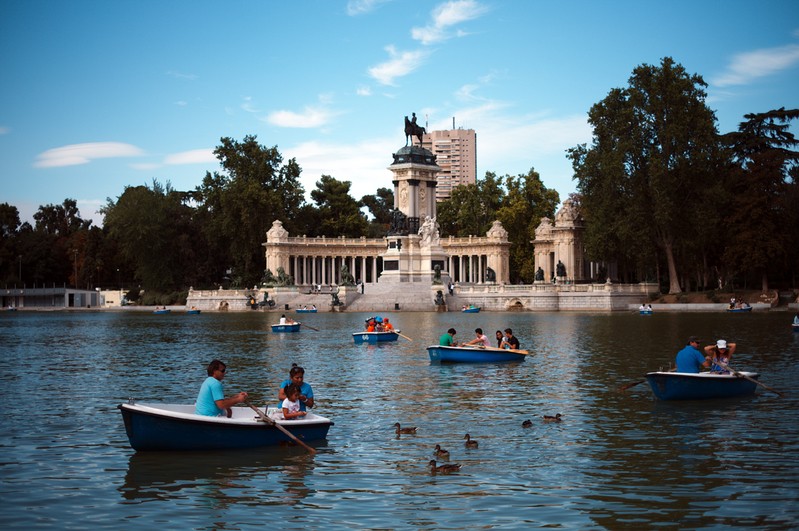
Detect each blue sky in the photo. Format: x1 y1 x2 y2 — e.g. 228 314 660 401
2 0 798 227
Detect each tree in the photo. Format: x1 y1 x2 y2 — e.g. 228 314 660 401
0 203 21 283
720 108 799 291
569 57 719 293
310 175 368 237
197 136 306 287
437 172 504 237
360 187 394 237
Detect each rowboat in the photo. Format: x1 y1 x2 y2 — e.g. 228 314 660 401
118 401 332 451
353 330 401 344
793 323 799 332
153 309 171 314
427 345 528 363
186 309 201 315
726 306 752 312
295 308 317 313
639 309 653 314
461 306 480 313
645 371 759 400
272 322 301 332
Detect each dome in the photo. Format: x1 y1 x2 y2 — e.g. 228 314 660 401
392 145 437 166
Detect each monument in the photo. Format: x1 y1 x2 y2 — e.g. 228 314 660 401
380 114 448 284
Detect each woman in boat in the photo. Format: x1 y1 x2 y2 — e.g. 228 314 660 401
195 359 249 418
704 339 736 374
495 330 504 348
281 383 308 420
464 328 490 347
277 363 315 411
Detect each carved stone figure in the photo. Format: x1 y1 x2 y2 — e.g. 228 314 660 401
340 265 355 286
418 216 439 247
434 290 445 305
535 267 545 281
404 112 426 145
556 260 567 278
433 264 442 284
485 267 496 282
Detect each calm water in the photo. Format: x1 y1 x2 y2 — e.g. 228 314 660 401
1 309 798 530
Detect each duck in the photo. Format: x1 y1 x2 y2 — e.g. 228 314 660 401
542 413 562 422
433 444 450 458
522 419 533 428
394 422 417 434
429 459 462 474
464 433 479 448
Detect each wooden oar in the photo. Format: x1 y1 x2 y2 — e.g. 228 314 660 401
395 331 413 342
245 402 317 454
619 379 646 391
301 322 320 332
475 345 530 355
717 362 784 397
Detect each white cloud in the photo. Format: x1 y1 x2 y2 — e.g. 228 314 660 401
713 43 799 87
266 106 338 128
411 0 489 45
368 45 429 85
356 86 372 96
346 0 392 16
164 149 216 165
241 96 261 113
34 142 144 168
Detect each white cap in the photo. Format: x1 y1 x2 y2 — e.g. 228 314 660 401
716 339 727 349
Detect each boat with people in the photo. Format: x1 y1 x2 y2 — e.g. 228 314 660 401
186 308 201 315
461 305 481 313
427 344 528 363
353 330 401 344
727 306 753 313
153 307 171 314
645 371 759 400
296 308 317 313
272 322 301 332
118 401 333 451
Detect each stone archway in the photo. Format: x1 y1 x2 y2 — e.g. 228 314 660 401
507 298 525 311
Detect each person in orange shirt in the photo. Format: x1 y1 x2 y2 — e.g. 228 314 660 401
383 318 394 331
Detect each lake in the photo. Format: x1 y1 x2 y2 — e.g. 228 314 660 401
1 309 797 529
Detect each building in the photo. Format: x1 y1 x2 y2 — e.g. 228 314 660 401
418 126 476 201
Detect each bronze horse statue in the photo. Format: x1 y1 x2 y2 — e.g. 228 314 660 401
404 114 426 146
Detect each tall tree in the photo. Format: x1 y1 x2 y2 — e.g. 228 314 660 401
360 187 394 237
197 136 305 287
437 172 504 237
569 57 719 293
720 108 799 291
310 175 368 237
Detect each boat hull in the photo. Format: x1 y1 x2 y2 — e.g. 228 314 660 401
353 331 400 344
727 307 752 312
427 345 526 363
118 402 332 451
153 309 171 314
461 308 480 313
272 323 301 332
793 323 799 333
186 310 201 315
639 310 653 315
295 309 317 313
645 371 759 400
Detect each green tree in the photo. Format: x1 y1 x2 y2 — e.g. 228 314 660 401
437 172 504 237
310 175 368 237
569 57 719 293
0 203 22 283
197 136 306 287
360 187 394 237
720 108 799 291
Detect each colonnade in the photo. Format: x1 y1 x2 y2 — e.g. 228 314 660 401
287 255 382 286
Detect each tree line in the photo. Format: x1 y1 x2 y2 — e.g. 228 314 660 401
1 57 796 301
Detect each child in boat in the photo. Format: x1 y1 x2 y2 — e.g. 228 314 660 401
281 383 308 420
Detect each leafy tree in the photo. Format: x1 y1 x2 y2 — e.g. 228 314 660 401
720 108 799 291
437 172 504 237
360 187 394 237
310 175 368 237
0 203 21 283
196 136 306 287
569 57 719 293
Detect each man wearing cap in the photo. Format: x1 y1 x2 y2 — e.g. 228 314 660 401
675 336 710 373
704 339 737 373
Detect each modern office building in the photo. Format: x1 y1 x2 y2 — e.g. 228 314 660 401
418 126 476 201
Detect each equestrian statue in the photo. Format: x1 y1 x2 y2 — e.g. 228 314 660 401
404 112 426 146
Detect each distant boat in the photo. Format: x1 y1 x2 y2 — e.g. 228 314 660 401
727 306 752 313
295 308 317 313
5 306 17 312
186 309 201 315
353 330 400 344
427 345 527 363
645 371 759 400
639 307 653 314
272 322 301 333
461 306 480 313
792 323 799 333
153 308 171 314
118 401 332 451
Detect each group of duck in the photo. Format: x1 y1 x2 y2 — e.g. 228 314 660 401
393 414 563 474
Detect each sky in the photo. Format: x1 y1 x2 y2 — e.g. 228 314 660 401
2 0 798 227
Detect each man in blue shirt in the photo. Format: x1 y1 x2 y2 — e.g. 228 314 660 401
675 336 710 373
195 359 249 417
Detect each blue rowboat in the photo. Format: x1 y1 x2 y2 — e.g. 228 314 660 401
427 345 527 363
645 371 759 400
639 309 653 314
153 309 171 314
726 306 752 312
461 306 480 313
793 323 799 333
118 402 333 451
353 330 401 344
272 322 301 333
186 309 201 315
295 308 317 313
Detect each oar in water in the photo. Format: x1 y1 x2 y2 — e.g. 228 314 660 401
301 322 320 332
245 402 317 454
395 332 413 342
717 362 784 397
619 379 646 392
